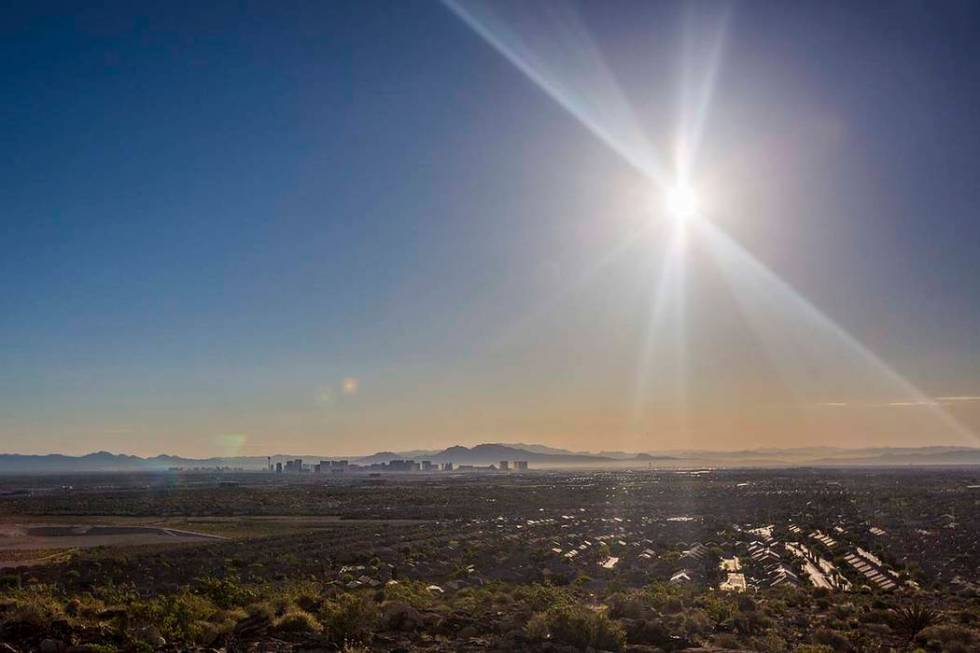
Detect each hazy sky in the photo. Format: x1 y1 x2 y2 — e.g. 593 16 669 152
3 1 980 457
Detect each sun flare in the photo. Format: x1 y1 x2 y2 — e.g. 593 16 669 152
665 183 698 222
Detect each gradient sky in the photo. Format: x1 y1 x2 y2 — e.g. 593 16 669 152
3 1 980 457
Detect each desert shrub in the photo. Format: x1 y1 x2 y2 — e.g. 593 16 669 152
753 631 788 652
526 605 625 651
129 590 217 643
512 583 574 612
680 607 713 639
382 580 435 609
916 623 975 650
734 609 771 637
89 582 130 604
643 582 684 610
320 592 378 646
244 600 276 621
812 628 852 651
701 593 736 624
606 591 649 620
832 602 856 619
738 595 757 612
273 609 322 634
451 586 497 614
644 582 688 611
193 606 245 645
860 608 891 624
341 645 370 653
619 614 670 646
0 574 20 589
2 585 65 627
780 586 810 609
493 591 514 606
263 579 322 604
891 603 941 641
193 575 259 609
714 633 742 649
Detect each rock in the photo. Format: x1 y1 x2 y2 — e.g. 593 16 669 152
135 625 166 647
96 607 128 620
234 611 273 639
420 610 441 629
39 639 63 653
295 594 321 613
0 619 44 642
381 600 422 631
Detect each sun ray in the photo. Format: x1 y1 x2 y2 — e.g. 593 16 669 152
632 222 688 426
698 219 977 444
675 4 732 178
443 0 669 186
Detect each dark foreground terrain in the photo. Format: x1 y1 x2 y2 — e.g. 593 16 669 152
0 468 977 652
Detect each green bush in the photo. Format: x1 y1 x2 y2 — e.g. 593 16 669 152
512 583 574 612
812 628 852 651
273 609 322 634
606 591 649 620
794 646 834 653
701 593 736 624
714 634 742 649
916 623 974 650
2 586 65 627
381 580 435 609
754 631 788 652
526 605 625 651
193 575 259 609
320 593 378 646
891 603 940 641
129 591 217 643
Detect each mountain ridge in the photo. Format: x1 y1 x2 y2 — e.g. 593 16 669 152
0 445 978 473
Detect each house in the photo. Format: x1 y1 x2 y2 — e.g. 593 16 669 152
670 569 693 584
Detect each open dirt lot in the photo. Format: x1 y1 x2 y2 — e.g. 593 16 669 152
0 522 223 554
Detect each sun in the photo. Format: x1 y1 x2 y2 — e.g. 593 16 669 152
665 183 698 222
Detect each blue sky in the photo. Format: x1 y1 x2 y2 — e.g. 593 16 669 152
2 1 979 456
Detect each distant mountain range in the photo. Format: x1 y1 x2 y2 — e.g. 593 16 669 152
0 444 978 473
353 443 644 466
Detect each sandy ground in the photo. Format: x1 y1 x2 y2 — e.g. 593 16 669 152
0 516 431 569
0 522 224 565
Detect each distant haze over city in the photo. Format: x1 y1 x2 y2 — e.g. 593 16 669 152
2 443 979 474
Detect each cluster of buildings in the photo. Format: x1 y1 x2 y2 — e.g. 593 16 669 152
718 556 747 592
267 458 350 473
461 503 914 596
267 457 529 474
